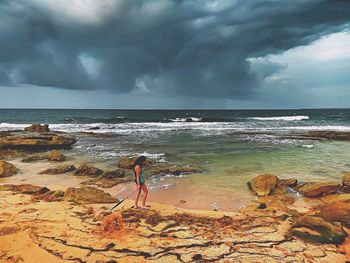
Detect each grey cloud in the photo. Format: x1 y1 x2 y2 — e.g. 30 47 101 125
0 0 349 98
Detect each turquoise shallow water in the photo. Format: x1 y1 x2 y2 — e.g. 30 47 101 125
1 109 350 210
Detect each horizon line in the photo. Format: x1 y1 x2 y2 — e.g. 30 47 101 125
0 107 349 111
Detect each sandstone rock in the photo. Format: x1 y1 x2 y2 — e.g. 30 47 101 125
24 124 50 133
291 215 347 244
343 172 350 191
318 202 350 227
0 134 77 150
101 169 125 179
247 174 278 196
47 150 66 161
39 164 76 175
147 165 203 176
64 187 117 204
74 163 104 177
320 194 350 204
118 157 156 169
0 160 18 177
0 150 28 159
33 190 65 202
258 193 295 205
0 184 49 195
298 182 340 197
278 178 298 187
21 154 47 163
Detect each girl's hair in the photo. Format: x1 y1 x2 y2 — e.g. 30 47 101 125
131 155 146 169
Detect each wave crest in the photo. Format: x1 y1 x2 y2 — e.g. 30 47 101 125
250 116 309 121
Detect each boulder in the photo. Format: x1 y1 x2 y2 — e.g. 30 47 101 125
298 182 340 197
0 184 49 195
0 160 18 177
74 163 104 177
24 124 50 133
101 169 125 179
247 174 278 196
118 157 156 169
318 202 350 227
147 165 203 176
291 215 348 244
39 164 76 175
0 134 77 150
47 150 66 161
64 187 117 204
343 172 350 191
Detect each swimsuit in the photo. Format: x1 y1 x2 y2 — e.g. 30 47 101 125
134 166 145 186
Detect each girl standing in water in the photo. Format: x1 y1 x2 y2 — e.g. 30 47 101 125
132 156 149 208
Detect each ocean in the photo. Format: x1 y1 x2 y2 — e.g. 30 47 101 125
1 108 350 210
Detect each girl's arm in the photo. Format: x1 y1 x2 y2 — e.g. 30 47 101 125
135 165 141 186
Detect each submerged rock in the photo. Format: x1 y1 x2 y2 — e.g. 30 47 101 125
147 165 203 176
64 186 117 204
118 157 156 169
47 150 66 161
0 184 49 195
318 202 350 228
298 182 340 197
74 163 104 177
247 174 278 196
0 160 18 177
291 215 348 244
39 164 76 175
21 154 47 163
24 124 50 133
307 131 350 141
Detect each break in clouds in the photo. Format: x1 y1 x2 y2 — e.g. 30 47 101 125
0 0 349 100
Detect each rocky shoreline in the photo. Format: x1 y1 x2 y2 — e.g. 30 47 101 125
1 124 350 262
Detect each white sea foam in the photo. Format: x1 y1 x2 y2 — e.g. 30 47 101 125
2 122 350 134
169 117 202 122
302 145 314 149
250 116 310 121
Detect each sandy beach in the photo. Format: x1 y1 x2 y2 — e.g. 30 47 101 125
0 126 350 262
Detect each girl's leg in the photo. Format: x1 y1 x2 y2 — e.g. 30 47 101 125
141 184 148 207
134 186 141 208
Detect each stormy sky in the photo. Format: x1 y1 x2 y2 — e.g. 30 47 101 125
0 0 349 109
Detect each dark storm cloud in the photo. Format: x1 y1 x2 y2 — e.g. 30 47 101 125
0 0 349 98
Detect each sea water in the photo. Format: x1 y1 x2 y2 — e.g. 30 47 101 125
1 109 350 210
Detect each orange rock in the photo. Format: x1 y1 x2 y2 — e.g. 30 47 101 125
248 174 278 196
298 182 340 197
318 202 350 227
0 160 18 177
47 150 66 161
24 124 50 133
